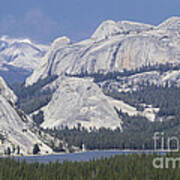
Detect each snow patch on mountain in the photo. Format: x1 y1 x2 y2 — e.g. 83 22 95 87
0 36 48 71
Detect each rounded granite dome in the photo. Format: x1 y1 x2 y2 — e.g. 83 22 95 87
91 20 120 41
158 16 180 30
51 36 71 49
91 20 154 42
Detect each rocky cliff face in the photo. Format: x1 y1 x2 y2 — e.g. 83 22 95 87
25 17 180 130
40 76 123 130
0 76 17 103
27 17 180 86
0 77 53 155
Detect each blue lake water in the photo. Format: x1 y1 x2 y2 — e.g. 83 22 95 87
13 150 166 164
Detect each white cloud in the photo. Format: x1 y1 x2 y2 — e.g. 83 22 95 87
0 9 62 43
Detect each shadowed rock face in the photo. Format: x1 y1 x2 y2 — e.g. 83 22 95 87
0 77 53 155
25 17 180 130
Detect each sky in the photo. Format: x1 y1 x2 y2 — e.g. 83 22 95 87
0 0 180 44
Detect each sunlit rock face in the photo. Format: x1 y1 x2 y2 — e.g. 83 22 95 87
26 17 180 130
27 17 180 86
41 76 122 130
0 77 53 155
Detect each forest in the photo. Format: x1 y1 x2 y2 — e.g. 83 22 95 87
105 83 180 117
45 112 180 152
0 152 180 180
9 64 180 151
43 83 180 152
9 75 58 114
66 62 180 82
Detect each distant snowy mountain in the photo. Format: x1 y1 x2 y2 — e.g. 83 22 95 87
0 36 48 84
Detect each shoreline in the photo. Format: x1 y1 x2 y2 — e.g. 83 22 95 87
2 149 176 158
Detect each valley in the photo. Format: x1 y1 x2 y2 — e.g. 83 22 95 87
1 17 180 155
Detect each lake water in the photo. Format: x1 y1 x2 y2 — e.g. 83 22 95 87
13 150 166 164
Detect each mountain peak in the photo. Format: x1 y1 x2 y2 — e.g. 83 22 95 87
51 36 71 49
91 19 154 41
91 20 119 41
0 36 33 45
158 16 180 30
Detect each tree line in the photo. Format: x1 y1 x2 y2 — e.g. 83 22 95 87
9 75 58 114
1 152 180 180
66 62 180 82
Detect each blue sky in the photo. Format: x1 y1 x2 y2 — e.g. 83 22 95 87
0 0 180 43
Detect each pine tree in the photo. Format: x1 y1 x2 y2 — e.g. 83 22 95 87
33 144 40 155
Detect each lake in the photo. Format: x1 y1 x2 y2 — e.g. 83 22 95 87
13 150 166 163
